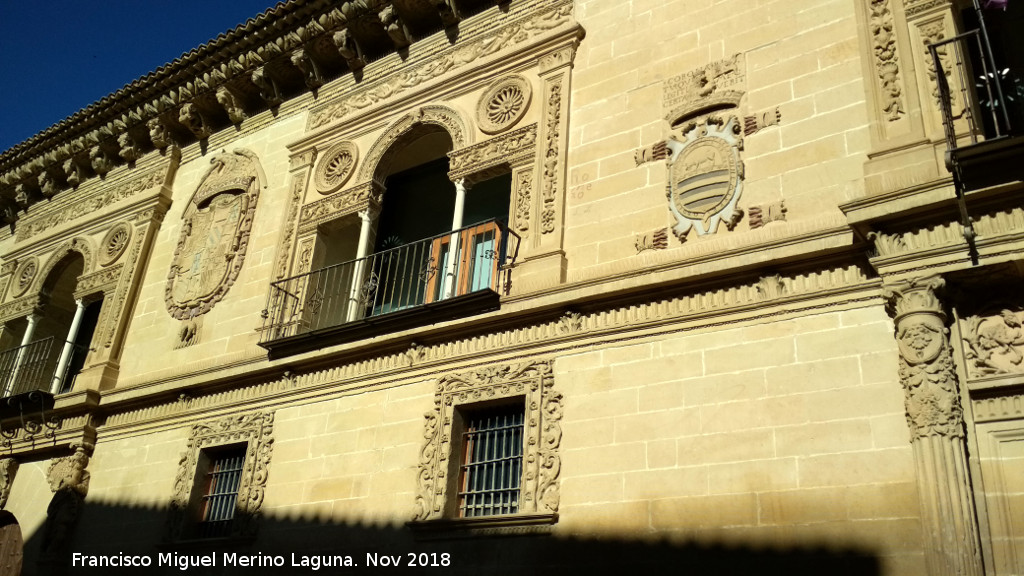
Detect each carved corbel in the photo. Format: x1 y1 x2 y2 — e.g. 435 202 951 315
216 85 248 125
290 48 323 89
332 29 365 72
89 146 115 177
380 5 411 49
147 117 172 151
251 66 283 107
37 169 59 198
178 102 212 140
118 132 143 162
429 0 460 28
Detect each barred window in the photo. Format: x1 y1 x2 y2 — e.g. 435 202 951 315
196 447 245 538
458 405 524 517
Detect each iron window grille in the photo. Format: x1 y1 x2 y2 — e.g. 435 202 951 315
196 447 246 538
457 405 525 518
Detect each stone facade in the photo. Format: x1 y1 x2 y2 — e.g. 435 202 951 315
1 1 1023 575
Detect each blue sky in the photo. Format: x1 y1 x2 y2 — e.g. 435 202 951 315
0 0 284 153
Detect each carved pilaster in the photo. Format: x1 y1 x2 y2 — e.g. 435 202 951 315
883 276 983 576
517 41 578 289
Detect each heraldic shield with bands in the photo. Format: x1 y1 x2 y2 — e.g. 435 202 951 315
166 149 263 320
666 116 744 241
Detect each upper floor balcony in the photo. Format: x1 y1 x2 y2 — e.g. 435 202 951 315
930 3 1024 191
259 218 520 359
0 336 88 415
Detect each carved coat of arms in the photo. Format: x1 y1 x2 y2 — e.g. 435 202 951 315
665 116 744 240
166 150 263 320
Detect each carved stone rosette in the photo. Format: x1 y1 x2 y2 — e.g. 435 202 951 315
883 276 983 576
477 75 533 135
313 141 359 195
166 411 274 541
414 359 562 521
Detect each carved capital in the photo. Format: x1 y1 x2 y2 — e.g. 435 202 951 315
883 276 964 440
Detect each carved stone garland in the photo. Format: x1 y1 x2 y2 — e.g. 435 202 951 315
870 0 905 121
540 83 562 235
883 276 983 576
414 359 562 521
165 149 263 320
166 412 274 541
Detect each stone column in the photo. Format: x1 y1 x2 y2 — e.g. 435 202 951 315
51 299 86 394
6 311 42 396
442 179 470 299
883 276 983 576
347 207 379 322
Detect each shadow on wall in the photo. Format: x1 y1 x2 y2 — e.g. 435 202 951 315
19 497 882 576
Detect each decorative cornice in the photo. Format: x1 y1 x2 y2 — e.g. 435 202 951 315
102 261 872 433
16 168 166 243
0 1 562 211
307 2 575 130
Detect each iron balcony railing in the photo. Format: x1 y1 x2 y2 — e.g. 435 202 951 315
0 337 57 398
260 219 521 344
929 28 1020 153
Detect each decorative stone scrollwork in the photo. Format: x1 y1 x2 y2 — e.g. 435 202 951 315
13 257 37 297
869 0 905 121
299 181 383 235
99 223 132 266
0 458 17 509
663 53 745 127
414 359 561 521
962 307 1024 379
883 276 964 439
541 82 563 235
165 149 264 320
166 412 274 541
448 124 538 182
314 141 359 194
477 75 533 135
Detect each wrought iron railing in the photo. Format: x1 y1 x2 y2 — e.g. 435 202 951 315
0 337 57 398
260 219 520 344
929 29 1020 153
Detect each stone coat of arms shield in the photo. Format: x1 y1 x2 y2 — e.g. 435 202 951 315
166 150 262 320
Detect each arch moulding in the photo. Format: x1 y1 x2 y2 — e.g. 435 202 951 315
356 104 474 185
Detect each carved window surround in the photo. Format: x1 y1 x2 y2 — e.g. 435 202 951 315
411 359 561 532
165 411 274 543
